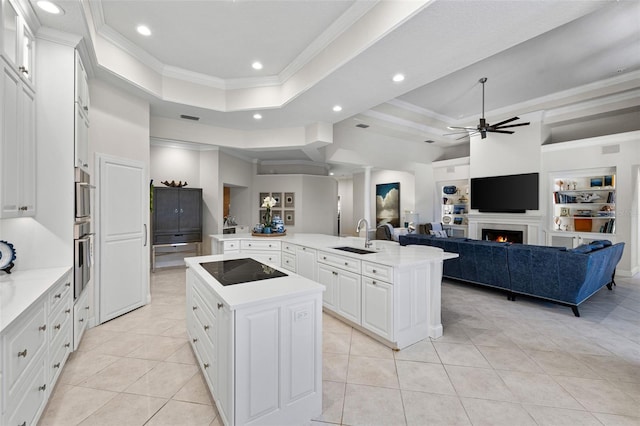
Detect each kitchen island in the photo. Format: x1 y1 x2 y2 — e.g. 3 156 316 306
210 233 457 348
185 253 324 426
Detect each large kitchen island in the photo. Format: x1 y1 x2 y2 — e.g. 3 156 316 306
185 254 324 426
210 233 457 348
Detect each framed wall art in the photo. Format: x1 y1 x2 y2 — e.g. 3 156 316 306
284 210 295 226
259 192 270 207
375 182 400 227
271 192 282 207
284 192 295 208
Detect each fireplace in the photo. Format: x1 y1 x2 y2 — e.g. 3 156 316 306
482 228 524 244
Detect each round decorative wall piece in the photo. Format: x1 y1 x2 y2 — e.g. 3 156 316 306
443 186 457 195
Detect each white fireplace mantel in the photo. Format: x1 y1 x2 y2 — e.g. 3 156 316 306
467 213 544 244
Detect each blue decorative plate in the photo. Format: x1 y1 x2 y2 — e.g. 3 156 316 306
443 185 457 194
0 240 16 273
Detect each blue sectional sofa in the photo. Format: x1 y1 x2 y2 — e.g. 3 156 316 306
399 234 624 316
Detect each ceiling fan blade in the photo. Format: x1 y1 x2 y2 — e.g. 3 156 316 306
490 116 520 128
443 131 469 136
494 122 530 129
488 129 515 134
447 126 477 130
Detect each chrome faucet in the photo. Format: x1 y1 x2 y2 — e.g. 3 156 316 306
356 218 372 248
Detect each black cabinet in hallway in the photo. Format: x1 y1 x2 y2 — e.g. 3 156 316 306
153 187 202 244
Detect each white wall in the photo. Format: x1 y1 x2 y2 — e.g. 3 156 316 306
150 144 201 187
200 150 220 254
338 177 354 236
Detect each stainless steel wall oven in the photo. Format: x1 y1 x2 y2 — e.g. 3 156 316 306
74 168 93 299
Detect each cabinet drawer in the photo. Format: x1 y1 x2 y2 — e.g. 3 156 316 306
362 262 393 284
154 233 201 244
191 275 221 313
48 273 72 315
318 251 361 274
281 242 297 254
6 353 47 426
49 298 72 343
250 251 281 267
281 253 296 272
3 299 47 400
192 289 217 346
223 240 240 252
241 240 280 251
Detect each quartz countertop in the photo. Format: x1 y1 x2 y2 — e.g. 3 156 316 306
0 266 72 333
186 253 324 310
210 233 457 267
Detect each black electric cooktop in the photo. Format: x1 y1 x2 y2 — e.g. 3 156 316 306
199 258 287 286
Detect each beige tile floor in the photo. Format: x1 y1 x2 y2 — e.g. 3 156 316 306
40 268 640 425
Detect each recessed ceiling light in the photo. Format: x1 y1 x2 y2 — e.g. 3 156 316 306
333 105 342 112
329 172 335 176
37 1 64 14
253 113 262 120
136 25 151 36
252 61 263 70
392 73 405 83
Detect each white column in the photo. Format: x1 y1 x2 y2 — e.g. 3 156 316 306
363 166 372 235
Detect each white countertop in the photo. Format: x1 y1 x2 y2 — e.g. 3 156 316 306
210 233 457 267
185 253 324 310
0 266 72 333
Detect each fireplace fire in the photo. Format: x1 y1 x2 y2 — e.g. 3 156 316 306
482 229 524 244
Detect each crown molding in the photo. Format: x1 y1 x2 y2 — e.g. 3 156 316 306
385 98 454 124
359 109 447 137
150 137 220 151
543 87 640 124
36 27 82 47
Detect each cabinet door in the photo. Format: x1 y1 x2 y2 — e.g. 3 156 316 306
153 188 181 234
75 51 89 116
336 270 361 325
362 278 393 340
216 302 233 426
74 103 89 170
19 83 35 214
296 246 317 281
317 264 336 310
1 64 20 217
2 0 18 64
178 188 202 233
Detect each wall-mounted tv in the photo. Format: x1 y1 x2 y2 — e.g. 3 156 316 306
471 172 539 213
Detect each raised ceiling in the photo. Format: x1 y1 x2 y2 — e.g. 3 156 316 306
32 0 640 163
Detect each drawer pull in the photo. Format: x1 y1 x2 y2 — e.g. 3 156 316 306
54 293 62 299
344 262 349 266
19 421 26 426
285 260 289 263
54 324 61 330
192 338 198 343
53 362 61 369
203 363 210 369
323 256 327 260
302 247 305 251
79 318 84 323
269 244 272 248
204 325 210 330
65 309 71 314
372 269 377 273
64 342 71 348
85 306 90 310
332 271 338 276
39 324 47 331
65 282 71 287
372 280 377 285
192 306 198 310
39 384 47 392
248 243 252 247
268 257 272 261
18 349 28 358
217 303 223 309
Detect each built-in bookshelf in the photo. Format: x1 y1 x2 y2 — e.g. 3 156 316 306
441 180 469 236
551 172 616 234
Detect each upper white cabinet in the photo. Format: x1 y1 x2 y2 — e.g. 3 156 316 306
1 59 35 217
2 0 34 87
74 51 89 171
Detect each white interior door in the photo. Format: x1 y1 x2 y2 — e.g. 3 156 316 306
97 154 149 323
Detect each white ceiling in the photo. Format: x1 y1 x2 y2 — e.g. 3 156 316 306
32 0 640 165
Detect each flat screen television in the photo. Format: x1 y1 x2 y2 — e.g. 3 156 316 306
471 172 539 213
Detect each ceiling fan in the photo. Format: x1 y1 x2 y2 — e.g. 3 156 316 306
445 77 530 140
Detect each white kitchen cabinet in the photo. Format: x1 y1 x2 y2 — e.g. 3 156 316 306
2 0 34 87
1 268 73 426
317 256 361 325
362 277 393 340
0 59 35 218
73 286 90 350
186 263 322 426
295 244 317 281
74 51 89 171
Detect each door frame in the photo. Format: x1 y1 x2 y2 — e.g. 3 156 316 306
93 152 150 325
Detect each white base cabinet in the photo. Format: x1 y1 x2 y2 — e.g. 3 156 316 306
1 268 73 426
186 265 322 425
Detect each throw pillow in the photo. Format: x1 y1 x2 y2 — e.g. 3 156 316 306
429 230 448 238
571 244 593 254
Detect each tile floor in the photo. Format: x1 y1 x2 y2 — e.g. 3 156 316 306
40 268 640 425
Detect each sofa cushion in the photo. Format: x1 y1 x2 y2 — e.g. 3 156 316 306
571 244 593 253
590 239 612 247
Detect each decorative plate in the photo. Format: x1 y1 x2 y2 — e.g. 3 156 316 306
442 216 452 224
443 186 457 195
0 240 16 273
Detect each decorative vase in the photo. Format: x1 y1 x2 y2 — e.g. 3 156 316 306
263 226 272 234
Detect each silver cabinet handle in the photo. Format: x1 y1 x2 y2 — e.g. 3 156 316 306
39 384 46 392
203 363 210 369
65 309 71 314
18 349 27 358
192 306 198 310
372 280 377 285
53 362 61 369
143 224 147 247
64 342 71 348
344 262 349 266
217 303 223 309
79 318 84 322
323 256 327 260
19 421 26 426
65 282 71 287
174 209 179 214
332 271 338 276
39 324 47 331
372 269 377 273
192 338 198 343
19 66 28 75
54 324 61 330
269 244 272 248
180 208 184 214
85 306 90 310
204 325 210 331
54 293 62 299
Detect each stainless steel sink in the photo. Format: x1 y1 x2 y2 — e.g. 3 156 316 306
332 246 377 255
